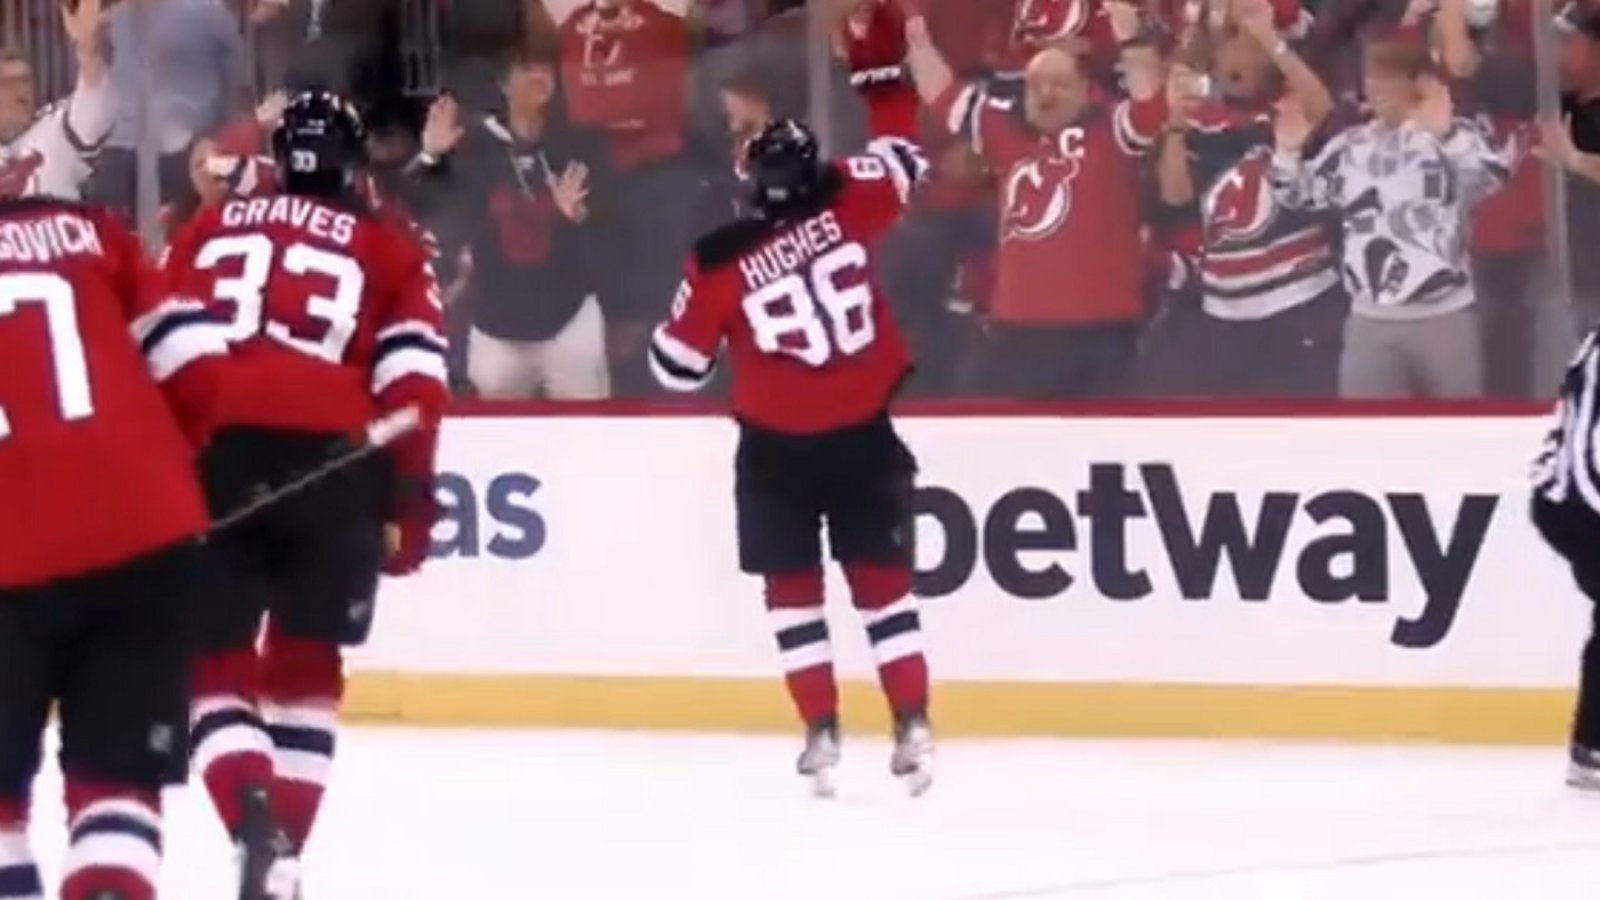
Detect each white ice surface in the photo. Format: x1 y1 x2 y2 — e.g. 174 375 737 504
23 728 1600 898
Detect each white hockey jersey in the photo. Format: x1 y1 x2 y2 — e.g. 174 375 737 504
0 77 112 200
1267 116 1515 320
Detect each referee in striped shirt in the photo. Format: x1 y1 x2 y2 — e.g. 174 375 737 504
1532 325 1600 789
1530 98 1600 788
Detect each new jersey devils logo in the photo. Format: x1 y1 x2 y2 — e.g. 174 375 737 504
1202 148 1278 246
1003 154 1080 242
1014 0 1092 44
576 6 644 72
488 183 555 265
0 150 44 199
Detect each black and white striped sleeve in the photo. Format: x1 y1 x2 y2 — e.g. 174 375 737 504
1534 329 1600 512
372 251 450 398
649 325 716 392
864 136 931 205
648 277 719 392
129 298 230 382
372 320 449 396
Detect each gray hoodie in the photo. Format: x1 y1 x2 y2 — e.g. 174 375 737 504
106 0 243 152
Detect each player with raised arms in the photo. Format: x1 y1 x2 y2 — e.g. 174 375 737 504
161 89 449 899
649 118 935 797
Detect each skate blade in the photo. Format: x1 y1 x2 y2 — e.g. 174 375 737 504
806 766 838 799
1565 768 1600 792
896 758 934 797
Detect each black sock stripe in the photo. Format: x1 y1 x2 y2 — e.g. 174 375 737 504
140 308 217 354
266 723 336 757
190 707 268 759
775 619 829 651
866 610 920 645
70 812 162 851
376 331 447 359
0 863 43 896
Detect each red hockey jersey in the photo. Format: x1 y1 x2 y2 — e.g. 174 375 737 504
162 193 449 484
649 138 929 435
937 82 1164 325
0 199 227 587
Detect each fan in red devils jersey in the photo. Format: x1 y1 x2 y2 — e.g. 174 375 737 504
1160 0 1347 396
649 119 936 798
908 3 1168 398
0 197 228 900
161 89 448 900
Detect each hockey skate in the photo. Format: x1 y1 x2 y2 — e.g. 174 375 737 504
797 717 842 798
236 786 301 900
890 713 934 797
1567 744 1600 791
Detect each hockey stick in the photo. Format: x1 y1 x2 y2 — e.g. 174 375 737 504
207 405 423 536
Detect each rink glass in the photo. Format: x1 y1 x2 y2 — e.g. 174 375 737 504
18 0 1582 407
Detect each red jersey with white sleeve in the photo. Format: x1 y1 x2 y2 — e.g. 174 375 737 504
161 193 449 487
0 198 229 587
649 137 930 435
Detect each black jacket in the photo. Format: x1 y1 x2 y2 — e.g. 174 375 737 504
418 113 615 342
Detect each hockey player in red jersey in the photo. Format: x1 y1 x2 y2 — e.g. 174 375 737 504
162 90 449 899
0 189 230 899
649 119 935 797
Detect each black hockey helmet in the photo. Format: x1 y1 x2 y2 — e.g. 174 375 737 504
745 119 824 215
271 88 367 198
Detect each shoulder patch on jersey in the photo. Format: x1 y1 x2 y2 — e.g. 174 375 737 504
0 196 91 217
693 218 774 270
694 172 847 270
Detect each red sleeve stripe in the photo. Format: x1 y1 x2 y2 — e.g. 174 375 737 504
372 321 448 395
130 298 230 382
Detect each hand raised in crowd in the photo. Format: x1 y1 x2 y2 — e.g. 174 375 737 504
249 0 288 25
843 0 876 35
1413 74 1454 137
1205 0 1229 31
1104 0 1146 43
1274 92 1314 152
61 0 103 47
422 94 465 159
903 6 931 46
1232 0 1280 44
256 90 289 129
548 162 591 223
1167 63 1208 125
1536 114 1584 169
1401 0 1441 26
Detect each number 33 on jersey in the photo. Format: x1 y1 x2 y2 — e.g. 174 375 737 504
650 138 929 435
160 194 449 437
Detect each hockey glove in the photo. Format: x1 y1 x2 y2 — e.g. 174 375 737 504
383 479 438 576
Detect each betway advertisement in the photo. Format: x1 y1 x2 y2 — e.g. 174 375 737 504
357 416 1587 688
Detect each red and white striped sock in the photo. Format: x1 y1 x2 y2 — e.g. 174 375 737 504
847 563 929 718
261 629 344 853
764 570 838 727
190 649 277 837
59 780 160 900
0 798 41 900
